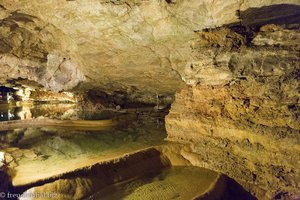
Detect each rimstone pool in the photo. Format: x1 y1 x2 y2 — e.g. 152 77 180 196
0 102 254 200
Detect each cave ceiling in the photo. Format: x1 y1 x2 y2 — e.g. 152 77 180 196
0 0 299 102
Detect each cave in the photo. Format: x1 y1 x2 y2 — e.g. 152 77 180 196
0 1 299 200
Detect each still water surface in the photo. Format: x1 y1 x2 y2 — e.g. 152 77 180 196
0 103 167 186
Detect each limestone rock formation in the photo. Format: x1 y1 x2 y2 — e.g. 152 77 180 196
0 9 85 91
166 25 300 199
0 0 299 199
0 0 299 103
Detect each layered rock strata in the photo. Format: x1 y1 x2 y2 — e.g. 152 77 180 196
166 25 300 199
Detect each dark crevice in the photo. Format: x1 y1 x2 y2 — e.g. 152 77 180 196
85 90 157 109
228 25 256 47
8 11 37 23
228 4 300 28
221 4 300 47
165 0 176 4
0 4 6 10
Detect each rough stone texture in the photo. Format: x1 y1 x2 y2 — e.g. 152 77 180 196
0 0 299 102
166 25 300 199
0 1 299 199
0 9 85 91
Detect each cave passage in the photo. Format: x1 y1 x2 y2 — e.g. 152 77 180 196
0 1 299 200
0 89 256 200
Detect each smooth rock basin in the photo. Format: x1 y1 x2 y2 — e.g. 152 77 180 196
87 166 220 200
1 109 255 200
16 148 255 200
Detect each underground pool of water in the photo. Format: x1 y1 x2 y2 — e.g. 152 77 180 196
0 94 256 200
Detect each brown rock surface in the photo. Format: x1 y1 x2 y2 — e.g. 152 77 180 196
166 25 300 199
0 1 299 199
0 0 299 102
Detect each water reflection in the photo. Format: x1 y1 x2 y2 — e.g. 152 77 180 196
0 110 167 186
17 107 32 120
0 109 15 121
0 102 77 121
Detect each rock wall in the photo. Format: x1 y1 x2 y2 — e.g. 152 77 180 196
166 25 300 199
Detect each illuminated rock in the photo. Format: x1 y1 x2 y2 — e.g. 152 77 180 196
166 25 300 199
0 1 299 103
